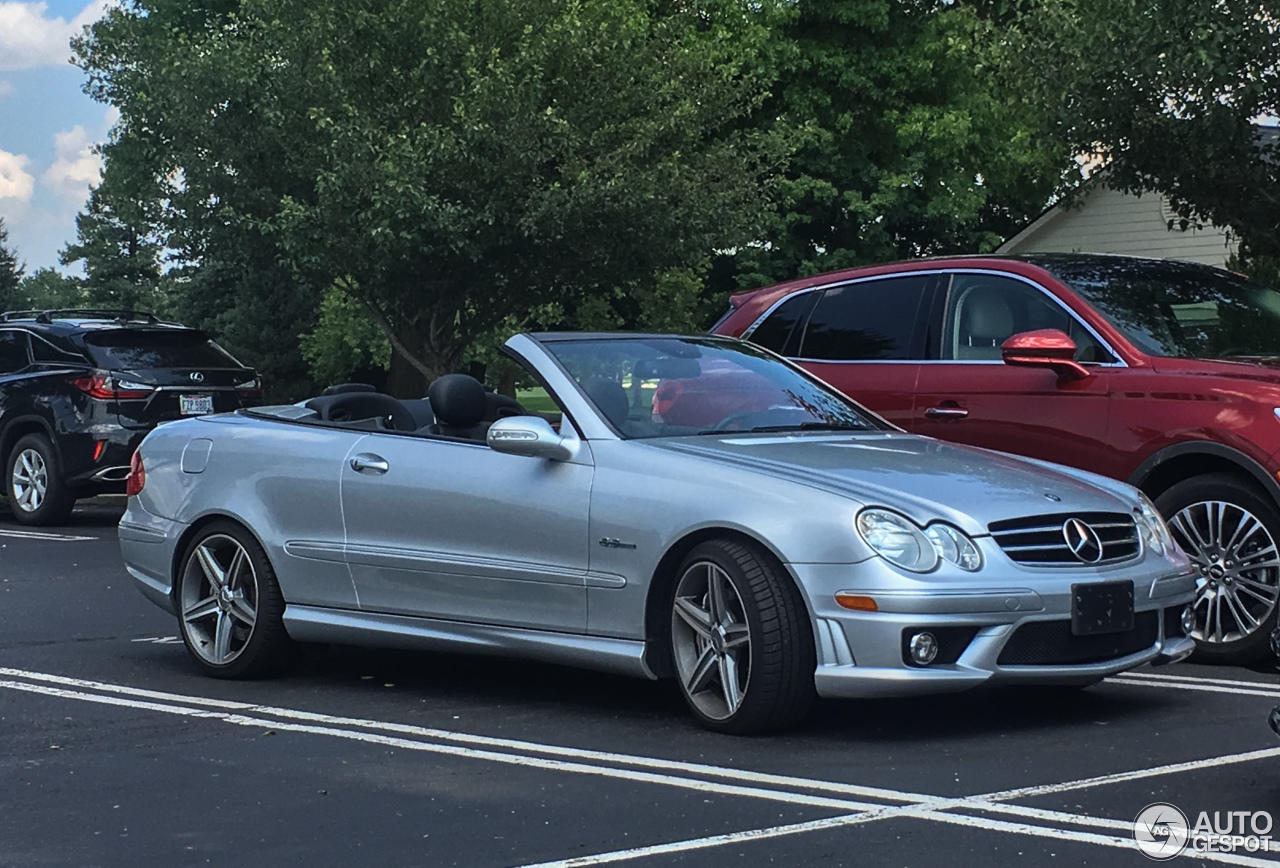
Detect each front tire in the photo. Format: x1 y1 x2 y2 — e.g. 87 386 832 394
175 520 291 678
669 539 815 734
6 433 75 526
1155 474 1280 664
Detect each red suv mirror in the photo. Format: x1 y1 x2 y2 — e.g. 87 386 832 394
1000 329 1091 381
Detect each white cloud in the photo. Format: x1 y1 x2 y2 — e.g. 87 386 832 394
0 1 115 72
42 123 101 201
0 149 35 201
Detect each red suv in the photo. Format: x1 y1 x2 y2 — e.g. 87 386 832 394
713 254 1280 663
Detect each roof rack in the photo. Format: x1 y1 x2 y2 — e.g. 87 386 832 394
0 309 161 325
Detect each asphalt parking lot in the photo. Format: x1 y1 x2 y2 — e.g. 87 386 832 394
2 501 1279 867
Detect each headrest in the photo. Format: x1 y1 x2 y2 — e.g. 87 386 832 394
305 392 417 431
321 382 378 396
427 374 487 427
582 377 629 428
962 289 1015 340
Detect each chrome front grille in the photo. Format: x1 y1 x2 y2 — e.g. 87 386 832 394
988 512 1141 566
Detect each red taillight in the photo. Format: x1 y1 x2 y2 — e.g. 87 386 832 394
235 377 263 399
126 451 145 497
72 373 155 401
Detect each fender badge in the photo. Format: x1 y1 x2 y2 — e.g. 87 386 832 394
1044 493 1062 502
598 538 637 550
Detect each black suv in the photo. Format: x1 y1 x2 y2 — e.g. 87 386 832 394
0 310 261 525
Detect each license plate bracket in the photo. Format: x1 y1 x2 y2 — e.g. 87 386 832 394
1071 580 1135 636
179 394 214 416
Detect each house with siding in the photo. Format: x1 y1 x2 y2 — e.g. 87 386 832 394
997 126 1278 268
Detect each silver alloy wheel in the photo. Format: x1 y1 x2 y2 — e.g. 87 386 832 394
1168 500 1280 645
180 534 260 666
11 447 48 513
671 560 752 720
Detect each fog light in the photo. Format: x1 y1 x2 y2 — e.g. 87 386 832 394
909 632 939 665
1181 606 1197 637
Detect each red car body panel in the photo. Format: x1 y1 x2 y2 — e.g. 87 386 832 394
714 256 1280 503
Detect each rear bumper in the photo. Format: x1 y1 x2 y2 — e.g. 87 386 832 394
119 500 184 616
62 427 147 491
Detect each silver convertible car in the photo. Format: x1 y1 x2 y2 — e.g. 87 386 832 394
120 333 1198 733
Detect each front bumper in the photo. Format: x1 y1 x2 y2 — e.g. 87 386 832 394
792 556 1199 699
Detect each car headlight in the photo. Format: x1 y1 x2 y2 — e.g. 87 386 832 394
856 509 981 573
1134 495 1174 557
924 523 983 572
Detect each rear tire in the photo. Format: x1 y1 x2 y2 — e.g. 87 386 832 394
175 520 292 678
6 433 75 526
669 539 816 734
1154 474 1280 664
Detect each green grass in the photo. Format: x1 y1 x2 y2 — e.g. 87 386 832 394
516 387 560 414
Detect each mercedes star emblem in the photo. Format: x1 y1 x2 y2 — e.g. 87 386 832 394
1062 518 1104 563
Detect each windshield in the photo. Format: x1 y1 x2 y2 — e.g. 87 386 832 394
541 336 882 439
1037 258 1280 359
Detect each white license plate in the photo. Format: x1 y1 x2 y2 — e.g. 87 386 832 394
179 394 214 415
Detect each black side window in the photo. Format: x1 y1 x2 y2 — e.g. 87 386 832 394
745 292 819 356
797 276 929 361
0 331 31 374
30 333 87 364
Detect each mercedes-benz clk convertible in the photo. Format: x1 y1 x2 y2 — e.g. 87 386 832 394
120 333 1198 733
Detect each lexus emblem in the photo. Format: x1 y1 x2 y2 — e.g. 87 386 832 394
1062 518 1103 563
189 372 205 382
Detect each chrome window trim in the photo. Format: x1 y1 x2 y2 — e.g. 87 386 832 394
740 267 1129 369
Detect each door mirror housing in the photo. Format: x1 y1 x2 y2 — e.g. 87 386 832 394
487 415 578 461
1001 329 1091 381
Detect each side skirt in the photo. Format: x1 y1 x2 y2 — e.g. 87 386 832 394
283 605 658 680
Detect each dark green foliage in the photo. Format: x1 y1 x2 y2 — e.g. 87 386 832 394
1006 0 1280 258
0 218 24 311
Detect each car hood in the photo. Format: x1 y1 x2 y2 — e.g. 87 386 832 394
649 432 1137 534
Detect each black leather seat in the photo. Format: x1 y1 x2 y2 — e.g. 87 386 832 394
484 391 528 421
305 392 417 431
427 374 490 440
321 382 378 396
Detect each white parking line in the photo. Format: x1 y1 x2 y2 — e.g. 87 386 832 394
0 528 98 541
1111 675 1280 700
1121 671 1280 692
3 666 1279 867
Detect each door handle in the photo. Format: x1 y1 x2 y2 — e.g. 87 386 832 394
350 453 389 474
924 406 969 420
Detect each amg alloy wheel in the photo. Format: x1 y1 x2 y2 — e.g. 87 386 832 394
176 521 290 678
670 539 814 734
1157 475 1280 663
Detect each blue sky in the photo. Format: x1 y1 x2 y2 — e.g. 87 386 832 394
0 0 115 274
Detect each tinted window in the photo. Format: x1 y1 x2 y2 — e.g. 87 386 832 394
797 276 928 361
1036 258 1280 360
0 331 30 374
83 330 243 370
943 274 1114 362
30 333 88 364
745 291 818 355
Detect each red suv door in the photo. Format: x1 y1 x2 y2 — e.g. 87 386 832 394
909 271 1126 477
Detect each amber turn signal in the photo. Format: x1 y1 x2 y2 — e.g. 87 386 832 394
834 593 878 612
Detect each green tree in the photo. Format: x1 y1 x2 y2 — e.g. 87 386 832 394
14 268 88 311
0 217 24 311
75 0 790 395
723 0 1074 290
61 174 165 313
1006 0 1280 257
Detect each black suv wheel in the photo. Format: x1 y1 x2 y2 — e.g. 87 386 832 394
6 433 75 526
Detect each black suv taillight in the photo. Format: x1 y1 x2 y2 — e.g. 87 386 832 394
71 373 156 400
126 451 145 497
234 377 263 399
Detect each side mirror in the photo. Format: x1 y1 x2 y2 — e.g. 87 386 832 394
487 415 578 461
1001 329 1091 381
